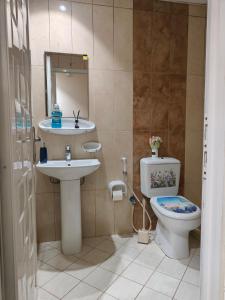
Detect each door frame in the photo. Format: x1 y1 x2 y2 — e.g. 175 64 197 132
200 0 225 299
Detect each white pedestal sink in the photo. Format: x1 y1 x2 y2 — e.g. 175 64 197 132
36 159 100 255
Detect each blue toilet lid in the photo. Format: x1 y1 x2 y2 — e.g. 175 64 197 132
157 196 198 214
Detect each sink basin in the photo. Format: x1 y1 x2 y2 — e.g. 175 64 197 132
39 118 96 135
36 159 100 180
36 159 100 255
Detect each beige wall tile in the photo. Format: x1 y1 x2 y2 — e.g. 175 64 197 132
35 170 54 194
189 4 207 18
114 71 133 131
81 190 96 237
93 5 114 69
72 0 93 3
29 0 49 66
72 2 93 67
31 66 46 127
49 0 72 52
93 0 113 6
114 8 133 71
187 16 206 76
114 0 133 9
184 182 202 207
114 196 132 234
96 190 114 235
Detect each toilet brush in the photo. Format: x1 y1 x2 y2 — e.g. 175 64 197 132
138 198 150 244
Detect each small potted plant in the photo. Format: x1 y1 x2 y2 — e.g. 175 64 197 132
149 136 163 158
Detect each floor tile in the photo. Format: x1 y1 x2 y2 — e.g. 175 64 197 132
38 248 60 263
182 267 200 286
83 237 107 247
49 240 61 250
38 242 55 253
106 276 143 300
134 247 164 270
189 254 200 270
99 293 117 299
156 257 187 280
62 281 102 300
47 253 78 271
121 262 153 285
106 234 135 245
174 281 200 300
84 267 118 291
83 248 110 265
43 272 80 299
65 259 97 280
38 288 58 300
100 255 131 275
146 271 179 297
136 287 172 300
96 240 123 254
37 262 59 287
74 245 94 259
115 244 141 261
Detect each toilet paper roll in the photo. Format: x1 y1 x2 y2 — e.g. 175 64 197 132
112 190 123 201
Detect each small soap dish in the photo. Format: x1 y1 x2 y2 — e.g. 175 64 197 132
82 141 102 153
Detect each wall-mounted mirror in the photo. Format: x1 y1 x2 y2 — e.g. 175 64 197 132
44 52 89 119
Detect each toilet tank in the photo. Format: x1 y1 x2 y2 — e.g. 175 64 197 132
140 157 181 198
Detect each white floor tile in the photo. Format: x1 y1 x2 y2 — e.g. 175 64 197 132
134 247 164 270
96 240 123 254
99 293 117 299
49 240 61 250
156 257 187 280
83 237 107 247
189 254 200 270
46 253 78 271
83 248 110 265
43 272 80 299
65 259 97 280
74 245 94 259
106 234 135 245
106 276 143 300
183 267 200 286
62 281 102 300
100 255 131 275
38 288 58 300
146 271 179 297
174 281 200 300
38 242 55 253
37 262 59 287
38 248 60 263
121 262 153 285
84 267 118 291
136 287 172 300
115 245 141 261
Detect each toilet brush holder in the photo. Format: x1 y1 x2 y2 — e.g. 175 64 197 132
138 197 150 244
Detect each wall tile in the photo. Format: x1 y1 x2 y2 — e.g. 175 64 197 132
49 0 72 52
189 4 207 18
133 0 153 11
93 5 113 69
187 16 206 76
81 190 96 237
114 196 132 233
114 71 133 131
114 8 133 71
29 0 49 66
114 0 133 9
72 2 93 66
72 0 93 3
96 190 115 235
93 0 113 6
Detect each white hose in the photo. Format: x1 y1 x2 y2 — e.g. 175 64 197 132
123 174 152 233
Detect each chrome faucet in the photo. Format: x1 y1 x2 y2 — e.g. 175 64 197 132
65 145 72 162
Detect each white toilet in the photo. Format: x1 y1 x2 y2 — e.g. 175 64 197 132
140 157 201 259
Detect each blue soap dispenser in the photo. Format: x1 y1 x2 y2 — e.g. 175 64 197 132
51 104 62 128
40 142 48 163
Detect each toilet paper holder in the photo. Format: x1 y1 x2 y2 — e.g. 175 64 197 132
108 180 127 198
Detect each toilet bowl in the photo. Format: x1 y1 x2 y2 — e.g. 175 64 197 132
150 195 201 259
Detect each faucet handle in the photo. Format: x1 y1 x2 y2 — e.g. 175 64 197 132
65 144 71 151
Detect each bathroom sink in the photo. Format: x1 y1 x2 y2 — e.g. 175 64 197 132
36 159 100 255
39 118 95 135
36 159 100 180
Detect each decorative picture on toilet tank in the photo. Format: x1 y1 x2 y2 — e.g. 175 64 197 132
151 170 176 189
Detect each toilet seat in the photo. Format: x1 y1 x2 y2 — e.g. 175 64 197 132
151 196 201 220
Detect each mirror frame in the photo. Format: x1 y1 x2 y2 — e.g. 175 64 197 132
44 51 89 119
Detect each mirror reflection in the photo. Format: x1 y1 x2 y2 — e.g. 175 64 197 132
45 52 89 119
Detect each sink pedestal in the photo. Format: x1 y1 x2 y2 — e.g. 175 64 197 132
60 180 82 255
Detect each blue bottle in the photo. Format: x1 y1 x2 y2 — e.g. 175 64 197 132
51 104 62 128
40 142 48 163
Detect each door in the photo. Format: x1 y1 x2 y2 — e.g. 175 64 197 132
0 0 37 299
